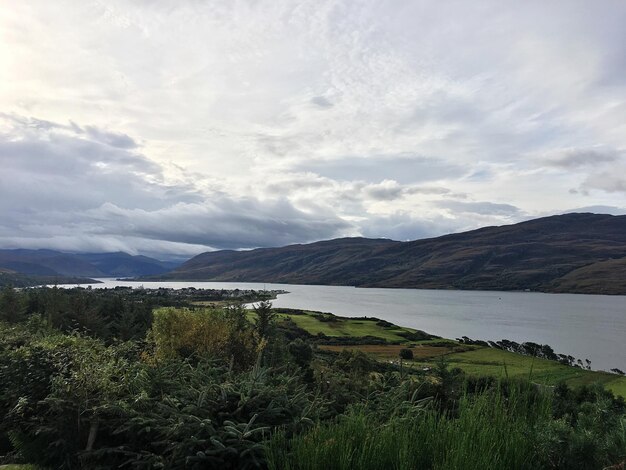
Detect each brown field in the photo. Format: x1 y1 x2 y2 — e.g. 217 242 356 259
190 300 238 307
318 343 467 359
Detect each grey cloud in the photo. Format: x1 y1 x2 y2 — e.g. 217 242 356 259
85 199 350 250
0 234 213 260
84 126 138 149
0 135 175 213
264 175 334 195
582 171 626 193
0 113 64 131
364 183 405 201
1 113 138 150
256 133 301 158
463 169 492 182
542 147 621 168
294 155 465 185
436 200 522 216
363 180 450 201
263 174 452 209
311 96 333 108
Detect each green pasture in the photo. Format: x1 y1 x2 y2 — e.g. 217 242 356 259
248 309 424 343
441 348 626 395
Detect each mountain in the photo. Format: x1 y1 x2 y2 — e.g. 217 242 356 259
0 250 180 278
0 271 100 288
74 252 180 277
0 249 104 277
159 213 626 294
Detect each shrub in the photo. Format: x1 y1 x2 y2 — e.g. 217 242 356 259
399 348 413 360
149 307 256 369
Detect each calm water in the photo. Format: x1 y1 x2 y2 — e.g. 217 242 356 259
67 279 626 371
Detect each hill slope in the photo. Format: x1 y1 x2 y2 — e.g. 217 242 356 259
161 213 626 294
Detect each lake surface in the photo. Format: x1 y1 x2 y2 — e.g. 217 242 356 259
68 279 626 371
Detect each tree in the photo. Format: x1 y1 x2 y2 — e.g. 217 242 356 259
288 339 314 382
399 348 414 360
288 339 313 369
253 300 275 340
0 285 25 323
398 348 413 378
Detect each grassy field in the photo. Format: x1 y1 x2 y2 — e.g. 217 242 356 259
280 313 416 342
251 309 429 343
444 348 626 396
270 308 626 398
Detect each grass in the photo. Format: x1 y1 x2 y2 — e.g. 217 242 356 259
267 385 553 470
250 309 425 343
282 314 417 342
605 376 626 397
444 348 626 392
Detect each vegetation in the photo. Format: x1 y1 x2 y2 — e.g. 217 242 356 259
267 382 626 470
0 286 624 469
269 308 433 343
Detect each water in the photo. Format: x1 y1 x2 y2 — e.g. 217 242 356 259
67 279 626 371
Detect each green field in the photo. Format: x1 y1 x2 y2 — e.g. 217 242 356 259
248 309 430 343
269 308 626 398
278 311 423 342
443 348 626 395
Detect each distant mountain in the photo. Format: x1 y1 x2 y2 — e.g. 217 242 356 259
0 271 99 288
0 250 180 278
74 252 180 277
158 213 626 295
0 249 104 277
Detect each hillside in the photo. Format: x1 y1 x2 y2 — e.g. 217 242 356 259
159 213 626 294
0 250 180 278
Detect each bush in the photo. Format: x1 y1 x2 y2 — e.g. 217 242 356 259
150 307 257 369
399 348 413 360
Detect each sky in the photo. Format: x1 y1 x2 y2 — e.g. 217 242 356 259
1 0 625 259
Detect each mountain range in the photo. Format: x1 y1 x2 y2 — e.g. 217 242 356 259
0 250 180 279
154 213 626 295
3 213 625 294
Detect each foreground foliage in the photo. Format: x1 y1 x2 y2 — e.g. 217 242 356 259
269 382 626 470
0 287 624 469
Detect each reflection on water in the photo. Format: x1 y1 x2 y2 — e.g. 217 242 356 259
64 279 626 371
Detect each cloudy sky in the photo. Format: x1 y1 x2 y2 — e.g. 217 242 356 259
1 1 625 259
